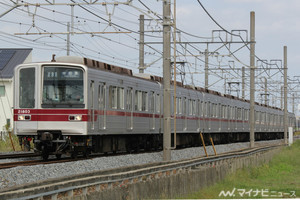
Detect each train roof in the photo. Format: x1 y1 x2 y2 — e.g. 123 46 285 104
54 56 283 112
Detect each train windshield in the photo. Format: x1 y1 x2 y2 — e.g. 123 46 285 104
42 66 84 108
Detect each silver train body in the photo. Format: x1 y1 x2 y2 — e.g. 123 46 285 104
13 56 295 158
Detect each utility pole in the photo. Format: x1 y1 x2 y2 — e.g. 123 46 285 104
284 46 288 144
163 0 171 161
250 11 255 148
242 66 245 99
205 49 209 89
281 85 283 109
139 15 145 73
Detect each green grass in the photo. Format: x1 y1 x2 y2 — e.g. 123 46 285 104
183 140 300 199
294 131 300 136
0 133 22 152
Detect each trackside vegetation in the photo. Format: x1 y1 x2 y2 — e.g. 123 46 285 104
0 134 22 152
183 139 300 199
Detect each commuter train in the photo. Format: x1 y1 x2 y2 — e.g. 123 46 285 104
13 56 295 160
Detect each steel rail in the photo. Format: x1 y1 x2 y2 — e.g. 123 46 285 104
0 144 284 200
0 152 40 160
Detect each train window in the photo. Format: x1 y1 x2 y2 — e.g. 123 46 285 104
188 99 193 116
142 92 148 111
231 107 235 119
156 94 160 113
220 105 223 118
204 102 207 117
241 108 244 120
109 86 124 110
192 100 196 116
117 87 124 109
215 104 218 117
176 97 182 114
19 68 35 108
149 91 154 112
207 102 211 117
199 101 203 117
197 100 201 116
246 109 249 121
222 105 226 119
109 86 117 109
188 99 192 115
134 90 148 111
237 108 242 120
98 83 106 110
42 67 84 108
126 88 133 111
183 97 187 115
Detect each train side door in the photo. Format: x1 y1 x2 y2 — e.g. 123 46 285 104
98 82 106 130
183 97 187 131
149 91 155 130
227 105 231 131
197 100 201 132
126 88 133 130
89 81 95 131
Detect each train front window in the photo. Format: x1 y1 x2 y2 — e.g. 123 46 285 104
42 66 84 108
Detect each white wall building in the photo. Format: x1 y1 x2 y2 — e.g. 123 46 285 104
0 48 32 132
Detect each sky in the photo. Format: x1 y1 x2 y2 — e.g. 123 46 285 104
0 0 299 113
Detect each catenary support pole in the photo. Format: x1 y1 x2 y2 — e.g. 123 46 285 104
292 93 295 114
250 11 255 148
281 85 283 109
242 66 245 99
205 49 209 90
284 46 288 144
163 0 171 161
139 15 145 73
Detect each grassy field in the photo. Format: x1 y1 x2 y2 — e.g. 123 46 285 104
183 140 300 199
0 133 22 152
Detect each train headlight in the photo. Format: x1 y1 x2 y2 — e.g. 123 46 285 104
69 115 82 121
18 115 31 121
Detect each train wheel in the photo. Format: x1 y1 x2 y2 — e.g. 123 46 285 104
71 147 78 159
83 149 91 158
41 144 49 161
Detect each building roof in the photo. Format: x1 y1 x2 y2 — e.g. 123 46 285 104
0 48 32 79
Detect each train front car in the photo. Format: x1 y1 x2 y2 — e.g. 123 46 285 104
14 62 88 160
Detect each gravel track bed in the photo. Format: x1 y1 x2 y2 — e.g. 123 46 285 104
0 140 284 190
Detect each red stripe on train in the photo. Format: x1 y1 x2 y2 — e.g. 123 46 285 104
14 109 249 123
14 109 89 114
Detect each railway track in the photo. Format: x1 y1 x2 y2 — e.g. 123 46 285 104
0 143 284 200
0 152 40 160
0 150 159 170
0 157 80 170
